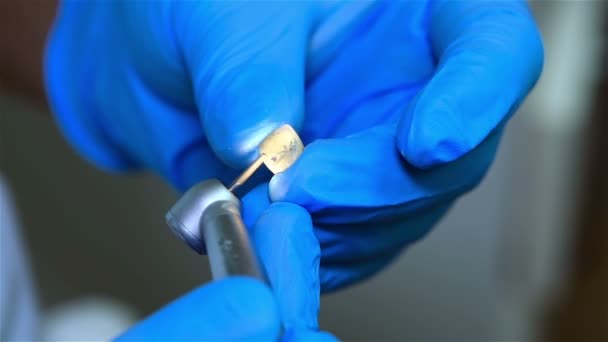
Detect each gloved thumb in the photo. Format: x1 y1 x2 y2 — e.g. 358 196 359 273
176 3 313 169
397 0 543 168
115 277 280 341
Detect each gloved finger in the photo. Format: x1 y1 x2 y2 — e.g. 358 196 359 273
270 124 501 224
397 0 543 169
303 1 433 141
241 183 272 229
115 277 280 341
175 2 314 169
241 182 429 292
242 188 336 331
252 202 321 331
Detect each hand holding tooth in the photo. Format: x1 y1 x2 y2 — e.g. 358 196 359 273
229 125 304 193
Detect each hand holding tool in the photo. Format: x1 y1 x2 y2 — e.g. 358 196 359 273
165 125 303 281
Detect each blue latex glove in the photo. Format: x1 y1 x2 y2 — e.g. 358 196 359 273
46 0 317 190
270 1 543 290
46 1 543 291
117 202 335 341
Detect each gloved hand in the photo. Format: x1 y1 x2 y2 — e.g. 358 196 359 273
46 0 319 189
46 1 543 291
268 1 543 290
116 201 335 341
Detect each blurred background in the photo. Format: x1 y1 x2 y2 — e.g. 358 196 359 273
1 1 606 341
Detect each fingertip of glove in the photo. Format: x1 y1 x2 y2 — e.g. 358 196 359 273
201 66 304 169
268 140 326 202
241 183 272 228
269 173 289 201
268 166 312 204
268 162 304 203
211 122 282 169
398 133 471 169
397 100 472 169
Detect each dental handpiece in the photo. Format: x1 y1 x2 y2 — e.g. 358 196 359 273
165 125 304 282
166 179 266 281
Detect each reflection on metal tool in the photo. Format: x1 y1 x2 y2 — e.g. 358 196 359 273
165 124 303 282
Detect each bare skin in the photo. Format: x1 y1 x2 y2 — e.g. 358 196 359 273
0 0 58 105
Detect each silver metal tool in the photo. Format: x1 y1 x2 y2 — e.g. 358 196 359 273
166 179 265 280
165 124 304 281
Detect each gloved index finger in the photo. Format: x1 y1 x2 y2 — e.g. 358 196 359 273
269 124 501 224
397 0 543 169
251 201 321 332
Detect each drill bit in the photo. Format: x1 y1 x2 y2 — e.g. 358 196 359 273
228 156 266 192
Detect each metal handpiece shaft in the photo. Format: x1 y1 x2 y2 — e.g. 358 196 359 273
201 199 265 281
